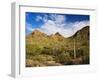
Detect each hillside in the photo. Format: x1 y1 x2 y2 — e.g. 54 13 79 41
26 26 90 67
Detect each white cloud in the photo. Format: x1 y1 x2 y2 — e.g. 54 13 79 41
43 14 48 22
55 15 66 24
37 14 89 37
33 14 89 37
39 20 59 35
49 14 66 25
73 21 89 33
40 21 89 37
39 20 72 37
36 14 48 22
36 15 42 22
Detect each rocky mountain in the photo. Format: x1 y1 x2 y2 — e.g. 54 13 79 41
26 29 48 44
72 26 89 41
31 29 46 37
55 32 63 36
26 26 89 41
26 26 90 67
26 30 65 44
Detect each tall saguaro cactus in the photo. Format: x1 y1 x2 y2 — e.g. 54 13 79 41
73 27 76 59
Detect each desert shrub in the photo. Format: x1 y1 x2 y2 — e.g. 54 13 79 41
76 49 83 57
26 59 45 67
26 44 34 55
26 44 43 56
81 42 87 46
26 59 34 67
67 50 74 58
66 49 83 58
55 51 72 65
41 47 53 55
52 49 62 57
31 54 54 62
82 55 89 64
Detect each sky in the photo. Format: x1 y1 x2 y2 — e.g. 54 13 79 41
26 12 90 37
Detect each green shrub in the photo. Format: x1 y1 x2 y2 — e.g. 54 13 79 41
55 51 72 65
26 44 43 56
82 55 89 64
76 49 83 57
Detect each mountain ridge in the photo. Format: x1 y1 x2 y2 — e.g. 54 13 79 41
27 26 89 39
26 25 90 67
26 26 89 41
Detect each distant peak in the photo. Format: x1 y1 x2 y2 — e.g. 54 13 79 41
55 32 62 36
31 29 42 34
30 29 47 37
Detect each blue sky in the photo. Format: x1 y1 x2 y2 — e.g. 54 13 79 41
26 12 89 37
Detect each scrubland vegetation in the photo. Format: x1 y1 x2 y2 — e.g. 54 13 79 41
26 26 89 67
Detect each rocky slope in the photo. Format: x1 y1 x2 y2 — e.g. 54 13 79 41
26 26 90 67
